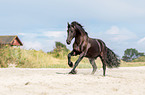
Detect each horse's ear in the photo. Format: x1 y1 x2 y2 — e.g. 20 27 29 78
67 22 70 28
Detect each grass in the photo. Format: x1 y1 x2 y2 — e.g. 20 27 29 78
0 46 97 68
0 46 145 68
120 61 145 67
132 56 145 62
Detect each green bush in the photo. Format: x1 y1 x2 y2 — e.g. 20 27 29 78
48 42 70 59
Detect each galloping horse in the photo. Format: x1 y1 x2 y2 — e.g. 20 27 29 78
66 21 120 76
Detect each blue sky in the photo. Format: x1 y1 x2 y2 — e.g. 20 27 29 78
0 0 145 57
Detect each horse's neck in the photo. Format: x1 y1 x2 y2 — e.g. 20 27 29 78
75 35 82 45
75 31 88 45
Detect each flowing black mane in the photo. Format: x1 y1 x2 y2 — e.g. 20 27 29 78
71 21 88 36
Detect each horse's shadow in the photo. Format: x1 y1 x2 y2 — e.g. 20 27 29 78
55 72 101 76
56 72 68 75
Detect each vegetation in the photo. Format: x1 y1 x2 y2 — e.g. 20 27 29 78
48 42 69 59
132 56 145 62
120 61 145 67
0 43 95 68
0 45 60 68
0 43 145 68
122 48 144 62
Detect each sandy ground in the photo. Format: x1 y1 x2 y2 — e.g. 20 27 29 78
0 67 145 95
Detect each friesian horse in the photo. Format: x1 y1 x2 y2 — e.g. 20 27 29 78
66 21 120 76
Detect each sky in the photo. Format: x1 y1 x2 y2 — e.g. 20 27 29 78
0 0 145 57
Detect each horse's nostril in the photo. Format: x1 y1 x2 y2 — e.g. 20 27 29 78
66 40 71 45
67 42 70 45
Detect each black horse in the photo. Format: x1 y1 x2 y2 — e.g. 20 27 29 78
66 21 120 76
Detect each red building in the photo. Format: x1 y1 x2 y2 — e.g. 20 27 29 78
0 35 23 46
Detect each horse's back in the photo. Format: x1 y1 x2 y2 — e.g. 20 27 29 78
85 38 101 58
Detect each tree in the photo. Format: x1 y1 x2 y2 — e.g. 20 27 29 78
122 48 144 62
55 41 69 52
48 42 70 58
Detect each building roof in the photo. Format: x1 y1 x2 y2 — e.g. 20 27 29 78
0 35 23 46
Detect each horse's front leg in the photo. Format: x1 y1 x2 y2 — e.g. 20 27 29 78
68 51 76 67
69 52 85 74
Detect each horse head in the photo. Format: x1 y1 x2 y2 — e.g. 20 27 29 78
66 22 76 45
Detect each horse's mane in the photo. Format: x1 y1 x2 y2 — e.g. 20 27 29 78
71 21 88 36
71 21 83 28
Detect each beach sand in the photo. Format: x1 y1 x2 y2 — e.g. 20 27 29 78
0 67 145 95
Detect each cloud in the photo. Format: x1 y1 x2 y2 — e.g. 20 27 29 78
42 31 66 38
136 37 145 54
23 41 43 50
18 31 66 38
138 37 145 44
44 31 67 50
105 26 137 42
96 26 138 56
106 26 120 35
18 31 67 52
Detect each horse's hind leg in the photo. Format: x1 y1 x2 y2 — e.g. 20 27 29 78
102 62 106 76
100 56 106 76
89 58 97 74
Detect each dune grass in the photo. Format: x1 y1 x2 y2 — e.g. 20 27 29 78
0 46 95 68
132 56 145 62
120 61 145 67
0 46 145 68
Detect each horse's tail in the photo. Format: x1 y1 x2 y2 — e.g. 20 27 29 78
105 47 120 68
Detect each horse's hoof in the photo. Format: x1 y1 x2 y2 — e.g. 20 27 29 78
69 70 77 74
68 62 73 67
